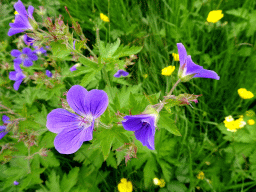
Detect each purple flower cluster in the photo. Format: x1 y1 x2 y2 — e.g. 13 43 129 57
0 115 10 140
11 47 38 68
177 43 220 81
8 0 35 36
46 85 108 154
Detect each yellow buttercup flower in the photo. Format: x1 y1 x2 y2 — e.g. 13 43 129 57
100 13 110 22
153 178 165 188
238 88 254 99
207 10 224 23
161 66 175 76
14 11 18 15
118 178 132 192
159 179 165 188
172 53 179 61
235 118 246 129
153 178 160 185
197 171 205 180
143 74 148 78
247 119 255 125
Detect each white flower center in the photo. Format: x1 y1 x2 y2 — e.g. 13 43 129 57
78 114 93 129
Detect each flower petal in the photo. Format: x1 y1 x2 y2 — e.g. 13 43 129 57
184 55 203 75
11 49 21 57
54 127 84 154
81 121 94 142
27 5 34 18
85 89 109 118
46 108 79 134
23 58 33 67
0 126 8 140
122 115 150 131
8 28 25 36
14 0 27 17
14 58 22 65
134 124 155 150
193 68 220 80
177 43 187 67
13 80 23 90
9 71 17 81
66 85 88 116
2 115 10 124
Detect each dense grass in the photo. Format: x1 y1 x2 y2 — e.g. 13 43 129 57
1 0 256 191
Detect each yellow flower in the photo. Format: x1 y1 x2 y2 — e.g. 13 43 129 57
143 74 148 78
161 66 175 76
224 115 234 122
172 53 179 61
197 171 205 180
234 118 246 129
159 179 165 188
247 119 255 125
14 11 18 15
207 10 224 23
12 19 15 23
238 88 254 99
153 178 165 188
153 178 160 185
118 178 132 192
100 13 110 22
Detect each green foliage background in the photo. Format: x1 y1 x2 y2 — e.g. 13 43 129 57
0 0 256 191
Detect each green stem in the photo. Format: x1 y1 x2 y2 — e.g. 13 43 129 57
157 79 181 112
66 43 97 64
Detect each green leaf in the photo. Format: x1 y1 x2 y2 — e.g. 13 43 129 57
144 155 157 188
106 151 117 169
112 44 143 59
158 112 181 136
39 151 60 168
100 129 115 160
167 181 187 192
45 170 61 192
50 41 70 59
144 92 161 105
60 167 80 192
39 132 56 148
79 69 99 87
78 57 103 69
99 38 121 58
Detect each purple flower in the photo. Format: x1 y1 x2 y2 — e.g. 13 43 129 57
122 114 157 150
0 115 10 140
9 65 26 91
114 70 129 78
70 64 81 72
46 70 52 78
8 0 36 36
34 46 47 56
11 47 38 67
177 43 220 82
23 34 34 46
13 181 19 185
46 85 109 154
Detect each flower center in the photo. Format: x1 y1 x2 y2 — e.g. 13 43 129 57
21 54 27 59
78 114 93 129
